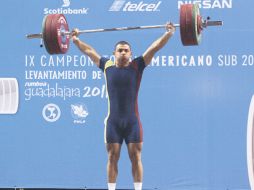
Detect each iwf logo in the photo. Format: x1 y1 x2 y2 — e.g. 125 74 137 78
62 0 71 7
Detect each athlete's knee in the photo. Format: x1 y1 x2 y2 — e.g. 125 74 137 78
108 151 120 164
129 151 142 164
106 143 121 164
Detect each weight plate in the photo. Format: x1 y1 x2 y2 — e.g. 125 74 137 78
2 79 11 113
9 78 19 114
0 79 4 113
180 4 201 46
51 14 70 54
192 4 202 45
43 14 70 54
43 14 56 54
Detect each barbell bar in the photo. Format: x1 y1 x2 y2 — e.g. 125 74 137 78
26 3 223 54
26 24 181 40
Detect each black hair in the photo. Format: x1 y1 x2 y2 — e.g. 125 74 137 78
114 41 131 50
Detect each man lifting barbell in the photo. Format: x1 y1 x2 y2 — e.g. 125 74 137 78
71 22 175 190
26 4 222 54
25 3 222 190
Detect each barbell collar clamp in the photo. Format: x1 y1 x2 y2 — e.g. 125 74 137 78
203 20 223 28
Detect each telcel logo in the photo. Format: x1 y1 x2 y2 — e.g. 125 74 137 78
109 0 162 12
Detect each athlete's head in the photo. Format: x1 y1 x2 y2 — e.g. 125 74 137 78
114 41 131 50
114 41 132 66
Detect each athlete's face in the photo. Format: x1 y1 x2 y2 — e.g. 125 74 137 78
114 44 132 66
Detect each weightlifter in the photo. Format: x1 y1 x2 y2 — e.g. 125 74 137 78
72 22 175 190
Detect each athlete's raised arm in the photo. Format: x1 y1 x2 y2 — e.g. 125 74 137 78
143 22 175 66
72 28 101 67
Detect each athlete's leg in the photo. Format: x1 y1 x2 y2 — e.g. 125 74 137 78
127 142 143 182
106 143 122 183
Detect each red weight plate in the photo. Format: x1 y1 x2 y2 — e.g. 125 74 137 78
193 5 202 45
197 15 202 35
191 4 202 45
50 14 61 54
51 14 70 54
43 14 56 54
43 14 69 54
57 14 70 54
180 4 196 46
42 15 51 53
180 4 186 45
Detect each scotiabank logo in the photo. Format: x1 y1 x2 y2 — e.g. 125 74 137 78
62 0 71 7
44 0 89 15
109 0 162 12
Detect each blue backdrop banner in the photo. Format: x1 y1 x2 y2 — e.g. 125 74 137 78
0 0 253 189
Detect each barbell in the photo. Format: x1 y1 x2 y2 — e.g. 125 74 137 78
26 3 223 55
